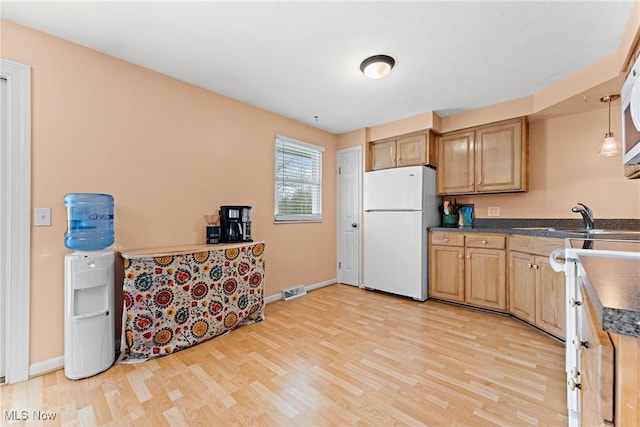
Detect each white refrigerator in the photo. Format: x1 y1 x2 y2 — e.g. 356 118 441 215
363 165 441 301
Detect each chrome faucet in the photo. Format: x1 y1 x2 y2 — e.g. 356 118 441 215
572 203 594 229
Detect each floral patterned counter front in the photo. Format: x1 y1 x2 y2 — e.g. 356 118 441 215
119 242 265 362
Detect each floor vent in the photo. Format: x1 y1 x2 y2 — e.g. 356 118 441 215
282 285 307 301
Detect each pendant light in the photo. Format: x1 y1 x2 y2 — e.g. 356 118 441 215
360 55 395 79
597 94 621 156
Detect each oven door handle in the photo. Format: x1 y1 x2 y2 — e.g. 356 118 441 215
549 248 565 272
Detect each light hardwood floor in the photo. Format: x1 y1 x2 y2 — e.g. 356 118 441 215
1 284 567 426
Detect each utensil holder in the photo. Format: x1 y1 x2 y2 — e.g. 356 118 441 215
442 213 459 228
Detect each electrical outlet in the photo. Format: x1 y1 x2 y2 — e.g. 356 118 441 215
488 207 500 217
34 207 52 226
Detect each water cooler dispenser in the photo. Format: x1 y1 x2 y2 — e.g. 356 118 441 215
64 250 114 379
63 193 115 379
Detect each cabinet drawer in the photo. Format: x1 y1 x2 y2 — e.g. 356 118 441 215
465 234 505 249
509 235 562 256
431 232 464 246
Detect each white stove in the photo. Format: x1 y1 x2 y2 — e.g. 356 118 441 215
549 237 640 426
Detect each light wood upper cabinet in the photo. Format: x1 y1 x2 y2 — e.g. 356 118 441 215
369 131 436 171
436 117 528 195
435 130 475 194
508 235 565 339
396 134 433 167
370 140 396 171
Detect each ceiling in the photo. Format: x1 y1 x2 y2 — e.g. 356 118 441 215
1 1 635 134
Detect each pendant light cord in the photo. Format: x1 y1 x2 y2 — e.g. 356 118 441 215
608 97 612 135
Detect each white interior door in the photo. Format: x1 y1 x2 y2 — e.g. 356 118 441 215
337 146 362 286
1 59 31 384
0 77 6 380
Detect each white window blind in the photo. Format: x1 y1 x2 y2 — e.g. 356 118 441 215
274 135 324 222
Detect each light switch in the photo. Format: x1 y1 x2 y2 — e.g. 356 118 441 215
34 207 51 226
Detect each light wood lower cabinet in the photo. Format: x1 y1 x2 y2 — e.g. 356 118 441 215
610 332 640 427
577 281 640 427
430 244 465 302
429 232 506 311
579 286 614 426
508 235 565 339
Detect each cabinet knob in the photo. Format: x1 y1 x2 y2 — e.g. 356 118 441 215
569 298 581 307
570 367 580 378
481 240 487 245
533 264 539 270
444 238 449 243
572 336 588 351
527 263 532 269
466 255 470 259
568 378 581 391
458 254 463 259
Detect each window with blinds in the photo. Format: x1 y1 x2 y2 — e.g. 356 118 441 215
274 135 324 222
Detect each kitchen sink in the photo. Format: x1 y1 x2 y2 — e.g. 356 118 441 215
565 229 640 235
513 227 557 231
514 227 640 235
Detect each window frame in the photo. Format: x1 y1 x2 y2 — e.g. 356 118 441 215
274 134 324 223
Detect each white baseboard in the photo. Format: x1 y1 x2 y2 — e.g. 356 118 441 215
29 356 64 378
264 278 336 304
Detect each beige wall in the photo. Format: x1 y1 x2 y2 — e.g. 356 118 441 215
453 107 640 219
2 20 337 365
3 6 640 368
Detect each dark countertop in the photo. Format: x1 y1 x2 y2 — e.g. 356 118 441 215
429 226 572 239
578 252 640 338
429 217 640 240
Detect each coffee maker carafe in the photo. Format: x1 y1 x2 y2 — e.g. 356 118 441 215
219 205 252 243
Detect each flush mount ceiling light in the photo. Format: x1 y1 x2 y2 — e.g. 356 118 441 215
360 55 395 79
597 94 621 157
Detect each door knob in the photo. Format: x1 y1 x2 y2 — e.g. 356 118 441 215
351 223 358 228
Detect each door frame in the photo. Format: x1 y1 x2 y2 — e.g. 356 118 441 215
336 145 362 286
1 59 31 384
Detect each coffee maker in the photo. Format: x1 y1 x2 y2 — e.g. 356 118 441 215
219 206 252 243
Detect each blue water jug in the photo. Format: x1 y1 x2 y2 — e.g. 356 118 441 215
64 193 114 251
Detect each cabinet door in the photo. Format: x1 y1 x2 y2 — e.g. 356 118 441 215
475 119 528 193
436 130 475 195
579 287 614 426
370 140 396 170
465 248 506 310
508 251 536 322
429 245 464 302
396 134 426 167
535 255 566 339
